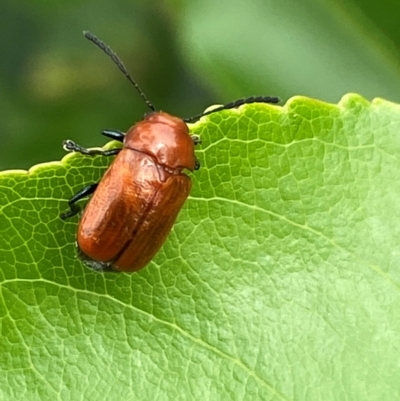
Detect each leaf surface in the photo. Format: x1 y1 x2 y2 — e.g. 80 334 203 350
1 95 400 400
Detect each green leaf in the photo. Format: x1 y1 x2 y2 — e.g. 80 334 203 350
1 95 400 400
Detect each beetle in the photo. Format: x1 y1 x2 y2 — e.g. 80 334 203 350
61 31 279 272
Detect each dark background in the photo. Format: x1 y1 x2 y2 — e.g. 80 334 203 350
1 0 400 170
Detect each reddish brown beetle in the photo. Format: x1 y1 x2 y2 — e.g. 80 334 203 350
61 31 279 272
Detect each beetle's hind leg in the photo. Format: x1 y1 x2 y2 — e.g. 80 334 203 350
77 248 116 273
60 183 98 220
191 135 201 145
190 135 201 170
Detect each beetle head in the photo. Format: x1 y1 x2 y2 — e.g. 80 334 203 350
124 112 196 171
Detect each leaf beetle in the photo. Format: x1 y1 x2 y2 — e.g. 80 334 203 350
61 31 279 272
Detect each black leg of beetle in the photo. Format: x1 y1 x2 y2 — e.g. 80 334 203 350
190 136 201 169
102 129 125 142
191 135 201 145
60 183 98 220
63 140 121 157
194 157 200 170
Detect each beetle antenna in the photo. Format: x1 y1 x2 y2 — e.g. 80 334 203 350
83 31 156 112
183 96 280 123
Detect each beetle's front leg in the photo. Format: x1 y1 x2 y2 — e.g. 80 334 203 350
63 140 121 157
60 183 98 220
101 129 125 142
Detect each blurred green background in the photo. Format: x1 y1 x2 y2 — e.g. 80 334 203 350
1 0 400 170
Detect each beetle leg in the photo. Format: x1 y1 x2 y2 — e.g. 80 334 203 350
78 249 116 272
190 135 201 169
194 156 200 170
60 183 99 220
102 129 125 142
191 135 201 145
63 139 121 157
